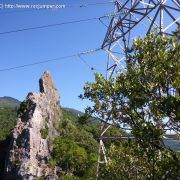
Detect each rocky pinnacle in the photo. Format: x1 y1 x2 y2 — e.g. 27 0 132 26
5 71 61 179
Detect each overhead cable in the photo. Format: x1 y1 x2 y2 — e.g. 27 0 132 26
0 12 119 35
0 48 102 72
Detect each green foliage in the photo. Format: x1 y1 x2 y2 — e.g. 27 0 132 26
61 109 100 140
61 174 80 180
0 107 17 141
53 138 88 174
48 158 57 169
40 122 49 139
77 114 91 125
100 142 149 179
0 107 18 176
82 34 180 178
100 142 180 179
51 110 99 178
38 177 45 180
17 101 28 116
62 109 79 123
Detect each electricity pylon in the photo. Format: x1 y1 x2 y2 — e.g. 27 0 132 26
96 0 179 178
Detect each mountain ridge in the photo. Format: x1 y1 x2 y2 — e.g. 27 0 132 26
0 96 86 117
0 96 20 108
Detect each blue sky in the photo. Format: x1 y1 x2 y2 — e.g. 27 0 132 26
0 0 179 112
0 0 113 111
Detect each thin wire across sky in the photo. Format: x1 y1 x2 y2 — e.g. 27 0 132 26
0 48 102 72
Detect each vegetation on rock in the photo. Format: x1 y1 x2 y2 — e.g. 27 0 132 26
40 122 49 139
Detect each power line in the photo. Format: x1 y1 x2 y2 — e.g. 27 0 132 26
77 54 97 72
0 13 115 35
0 48 102 72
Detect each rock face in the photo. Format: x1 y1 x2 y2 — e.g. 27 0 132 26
5 71 61 179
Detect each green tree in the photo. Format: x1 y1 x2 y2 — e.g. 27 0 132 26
52 138 88 175
82 34 180 179
0 107 18 176
51 110 99 179
0 107 17 141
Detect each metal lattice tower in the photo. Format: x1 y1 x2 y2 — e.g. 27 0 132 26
96 0 180 178
102 0 179 78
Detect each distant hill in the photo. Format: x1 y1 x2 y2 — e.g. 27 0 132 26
0 96 20 108
63 107 100 123
0 96 95 120
0 96 98 122
63 107 84 117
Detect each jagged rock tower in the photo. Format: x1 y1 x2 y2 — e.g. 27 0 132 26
5 71 61 179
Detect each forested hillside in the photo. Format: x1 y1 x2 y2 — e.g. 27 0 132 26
0 106 18 177
0 98 124 179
